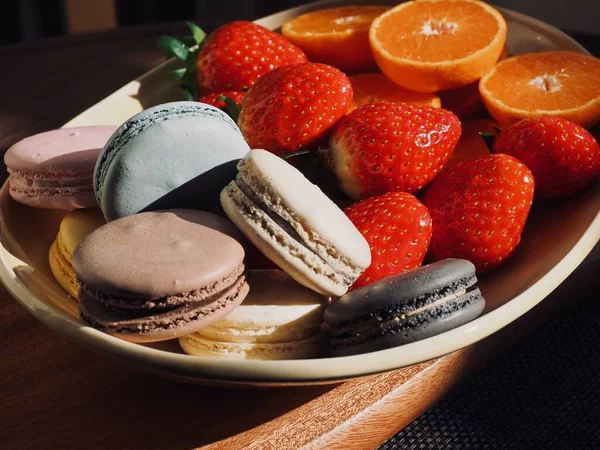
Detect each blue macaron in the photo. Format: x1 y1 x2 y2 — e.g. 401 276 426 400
323 258 486 357
94 101 250 221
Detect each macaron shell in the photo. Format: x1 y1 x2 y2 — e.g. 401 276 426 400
57 208 105 263
239 150 371 268
220 184 347 297
179 334 323 360
49 240 79 298
94 102 249 221
73 209 245 298
8 181 97 210
79 275 250 343
324 258 478 324
4 126 117 174
194 270 326 343
329 290 485 357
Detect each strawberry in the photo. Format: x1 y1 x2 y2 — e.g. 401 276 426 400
344 192 432 289
197 91 246 110
196 21 307 93
421 154 534 273
326 103 461 200
491 117 600 199
238 63 353 155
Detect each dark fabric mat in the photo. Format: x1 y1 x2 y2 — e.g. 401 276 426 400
379 293 600 450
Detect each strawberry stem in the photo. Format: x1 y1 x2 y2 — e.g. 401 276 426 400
281 150 312 160
218 95 241 123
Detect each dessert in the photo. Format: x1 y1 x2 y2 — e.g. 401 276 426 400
348 73 441 113
4 126 116 209
326 102 461 199
179 270 327 360
479 51 600 129
237 62 353 155
491 117 600 199
344 192 432 289
369 0 507 92
93 101 250 221
220 150 371 297
49 208 105 298
422 154 534 273
73 209 249 342
281 6 388 72
324 258 485 357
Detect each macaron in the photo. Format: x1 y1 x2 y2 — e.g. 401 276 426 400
220 149 371 297
94 101 250 222
4 126 117 209
179 270 327 360
49 208 105 298
73 209 249 342
323 258 486 357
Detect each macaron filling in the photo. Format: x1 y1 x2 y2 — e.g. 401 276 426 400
79 263 246 311
232 161 363 285
78 273 248 335
328 284 481 346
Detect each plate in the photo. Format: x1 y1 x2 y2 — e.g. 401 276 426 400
1 0 599 385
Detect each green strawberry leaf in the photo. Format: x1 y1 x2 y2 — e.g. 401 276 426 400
186 21 206 45
180 69 198 100
479 132 496 152
157 36 189 61
218 95 241 123
171 68 187 79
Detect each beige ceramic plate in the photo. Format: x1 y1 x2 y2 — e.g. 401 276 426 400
1 0 599 385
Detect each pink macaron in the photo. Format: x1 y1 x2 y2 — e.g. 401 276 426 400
4 126 117 209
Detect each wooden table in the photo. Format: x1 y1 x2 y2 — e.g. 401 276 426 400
1 24 599 450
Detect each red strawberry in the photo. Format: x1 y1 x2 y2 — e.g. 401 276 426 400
327 103 461 200
344 192 432 289
422 154 534 273
196 21 307 93
492 116 600 199
197 91 246 110
238 63 353 155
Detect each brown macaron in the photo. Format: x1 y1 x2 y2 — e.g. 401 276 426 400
73 209 249 342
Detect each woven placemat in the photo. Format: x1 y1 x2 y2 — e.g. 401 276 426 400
379 290 600 450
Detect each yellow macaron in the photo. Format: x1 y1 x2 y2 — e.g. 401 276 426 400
49 208 105 298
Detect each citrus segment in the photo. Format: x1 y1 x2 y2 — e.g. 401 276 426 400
369 0 507 93
349 73 441 112
479 51 600 129
282 6 388 72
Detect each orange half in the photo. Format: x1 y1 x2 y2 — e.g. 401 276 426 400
369 0 507 93
282 6 388 72
349 73 441 112
479 50 600 129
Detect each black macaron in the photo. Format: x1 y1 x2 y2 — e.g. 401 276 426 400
323 258 485 357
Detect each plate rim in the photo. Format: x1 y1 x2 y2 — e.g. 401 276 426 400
1 2 598 383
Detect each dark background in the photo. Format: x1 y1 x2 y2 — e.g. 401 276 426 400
0 0 312 44
1 0 598 46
